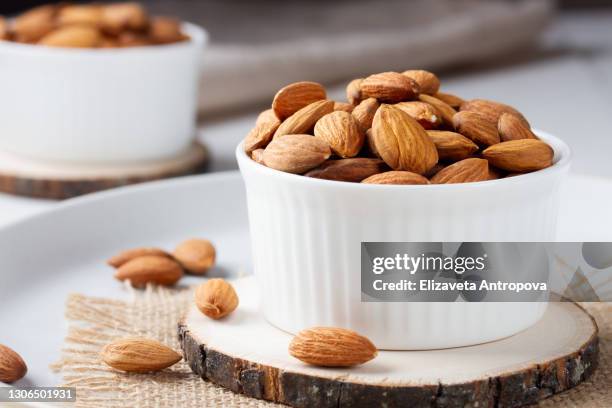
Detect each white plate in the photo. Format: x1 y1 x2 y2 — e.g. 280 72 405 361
0 171 610 388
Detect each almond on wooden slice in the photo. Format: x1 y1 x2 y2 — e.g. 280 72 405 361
174 239 216 275
352 97 380 131
460 99 529 127
346 78 363 105
274 100 334 138
498 113 537 142
395 101 441 129
434 92 465 109
114 255 183 287
289 327 377 367
107 247 171 268
304 158 388 182
371 104 438 175
402 70 440 95
272 81 327 120
482 139 553 172
39 26 102 48
195 278 239 319
452 111 500 146
333 101 354 113
360 72 420 103
362 171 429 185
0 344 27 383
314 111 364 158
243 112 281 154
430 158 489 184
100 338 181 373
427 130 478 161
418 94 456 127
263 134 331 174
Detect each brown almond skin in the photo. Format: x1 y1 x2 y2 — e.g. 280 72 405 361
460 99 529 127
304 158 388 182
272 81 327 120
100 3 148 35
346 78 363 105
431 158 490 184
114 255 184 287
274 100 334 138
256 108 281 126
107 247 171 268
352 98 380 131
173 239 216 275
452 111 500 146
434 92 465 109
195 279 239 319
243 114 281 154
333 101 354 113
395 101 442 129
371 104 438 175
314 111 364 158
418 94 457 127
100 338 181 373
0 17 8 40
58 5 103 27
402 70 440 95
427 130 479 162
424 162 447 178
149 17 188 44
498 113 537 142
0 344 27 383
289 327 377 367
362 171 429 185
482 139 554 172
251 148 265 165
39 26 102 48
365 129 380 158
360 72 420 103
13 5 57 43
263 134 331 174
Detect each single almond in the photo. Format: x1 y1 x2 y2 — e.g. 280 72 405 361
498 113 536 142
360 72 420 103
434 92 464 109
39 26 102 48
107 247 171 268
149 17 187 44
251 148 265 164
402 70 440 95
362 171 429 185
114 255 183 287
371 104 438 175
352 97 380 131
395 101 441 129
427 130 479 161
274 100 334 138
452 111 500 146
58 5 103 27
272 81 327 120
243 113 281 154
263 134 331 174
314 111 364 158
430 158 489 184
304 158 388 182
13 5 57 43
460 99 529 127
289 327 377 367
101 2 148 35
173 239 216 275
333 101 354 113
256 108 281 126
482 139 553 172
0 344 27 383
195 279 239 319
418 94 457 127
346 78 363 105
100 338 181 373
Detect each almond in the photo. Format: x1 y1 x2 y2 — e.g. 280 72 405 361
424 162 446 178
360 72 420 103
352 98 380 131
365 128 380 158
256 108 281 126
116 31 150 47
243 113 281 154
107 247 171 268
100 338 181 373
272 81 327 120
0 17 8 40
13 5 57 43
452 111 500 146
289 327 377 367
251 148 265 164
101 3 148 35
314 111 364 158
395 101 441 129
362 171 429 185
0 344 27 383
498 113 536 142
427 130 478 161
114 255 183 287
58 5 103 27
371 104 438 174
418 94 457 127
304 158 387 182
482 139 553 172
430 158 489 184
173 239 216 275
488 166 505 180
434 92 464 109
274 100 334 138
333 101 354 113
149 17 187 44
402 70 440 95
460 99 529 127
263 134 331 174
39 26 102 48
346 78 363 105
195 279 239 319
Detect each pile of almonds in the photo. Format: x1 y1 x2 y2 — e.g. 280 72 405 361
0 2 188 48
244 70 555 185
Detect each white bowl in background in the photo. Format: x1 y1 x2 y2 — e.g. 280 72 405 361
237 131 571 350
0 23 207 163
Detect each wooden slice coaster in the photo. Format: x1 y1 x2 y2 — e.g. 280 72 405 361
179 277 599 408
0 142 208 199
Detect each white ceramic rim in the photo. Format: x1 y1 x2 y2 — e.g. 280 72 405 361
236 129 571 191
0 21 208 55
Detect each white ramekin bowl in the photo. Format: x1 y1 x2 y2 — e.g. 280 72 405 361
237 131 571 350
0 23 206 163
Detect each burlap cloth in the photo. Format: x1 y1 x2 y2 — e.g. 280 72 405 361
54 286 611 407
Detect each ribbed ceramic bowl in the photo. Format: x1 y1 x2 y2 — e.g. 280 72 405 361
236 130 571 350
